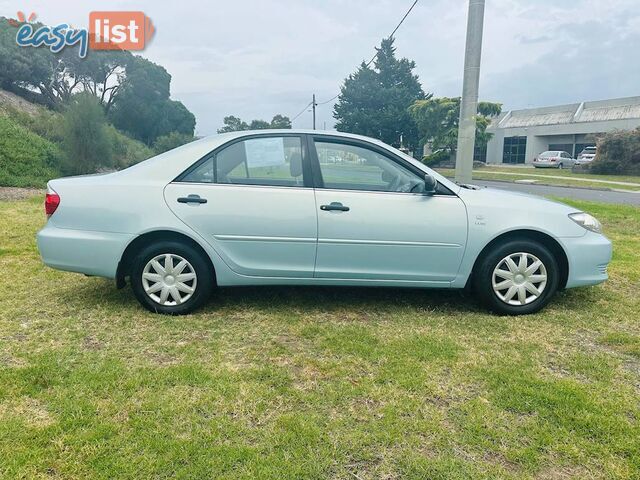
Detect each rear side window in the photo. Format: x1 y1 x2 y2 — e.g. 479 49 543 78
181 136 305 187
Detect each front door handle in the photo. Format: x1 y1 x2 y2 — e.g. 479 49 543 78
177 194 207 204
320 202 349 212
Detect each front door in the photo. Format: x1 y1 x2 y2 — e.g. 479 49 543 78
165 135 317 277
310 138 467 283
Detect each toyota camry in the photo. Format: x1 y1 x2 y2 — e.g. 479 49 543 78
37 130 612 315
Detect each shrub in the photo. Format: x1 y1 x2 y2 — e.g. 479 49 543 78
422 149 450 167
61 93 113 175
0 115 62 187
6 107 65 144
153 131 195 155
591 128 640 175
108 126 155 169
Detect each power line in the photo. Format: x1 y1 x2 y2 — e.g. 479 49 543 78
316 94 338 106
364 0 419 68
290 100 313 121
389 0 419 42
292 0 420 118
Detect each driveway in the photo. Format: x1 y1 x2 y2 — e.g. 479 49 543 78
473 180 640 206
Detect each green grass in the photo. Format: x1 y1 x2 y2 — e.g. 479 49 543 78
0 115 62 188
1 195 639 479
435 167 640 191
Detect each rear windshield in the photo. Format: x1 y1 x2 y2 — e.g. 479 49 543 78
540 151 560 158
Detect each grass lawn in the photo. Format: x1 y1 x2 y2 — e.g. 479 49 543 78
1 195 640 479
435 167 640 191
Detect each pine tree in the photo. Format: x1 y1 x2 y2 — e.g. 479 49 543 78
334 37 427 154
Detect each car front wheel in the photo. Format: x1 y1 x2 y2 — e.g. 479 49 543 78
131 241 213 314
473 240 559 315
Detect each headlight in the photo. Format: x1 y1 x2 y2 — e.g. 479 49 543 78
569 212 602 234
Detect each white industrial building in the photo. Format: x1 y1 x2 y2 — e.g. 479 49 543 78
483 96 640 164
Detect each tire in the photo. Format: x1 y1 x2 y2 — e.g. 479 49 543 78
131 241 213 315
558 163 563 169
473 239 559 315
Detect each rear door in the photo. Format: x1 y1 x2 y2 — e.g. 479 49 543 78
165 134 318 277
309 137 468 283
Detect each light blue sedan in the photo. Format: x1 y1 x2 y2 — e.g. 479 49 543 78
37 130 612 315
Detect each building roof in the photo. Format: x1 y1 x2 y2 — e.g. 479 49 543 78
496 96 640 129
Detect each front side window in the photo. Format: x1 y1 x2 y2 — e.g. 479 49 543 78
182 136 305 187
314 140 422 193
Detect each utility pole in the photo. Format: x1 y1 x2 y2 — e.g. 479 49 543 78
455 0 485 184
312 94 317 130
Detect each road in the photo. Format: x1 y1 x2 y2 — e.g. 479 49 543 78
472 180 640 206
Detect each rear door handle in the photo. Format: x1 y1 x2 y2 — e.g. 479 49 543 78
177 194 207 204
320 202 349 212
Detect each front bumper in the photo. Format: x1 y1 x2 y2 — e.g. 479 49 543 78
37 224 135 279
561 231 612 288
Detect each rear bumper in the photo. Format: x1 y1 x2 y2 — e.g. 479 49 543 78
561 231 612 288
37 224 135 279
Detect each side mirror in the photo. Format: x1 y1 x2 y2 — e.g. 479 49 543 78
423 173 437 195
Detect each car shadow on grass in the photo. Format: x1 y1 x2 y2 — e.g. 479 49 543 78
212 285 480 315
76 277 602 322
67 279 607 322
77 278 481 316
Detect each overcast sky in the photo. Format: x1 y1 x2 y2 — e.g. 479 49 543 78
3 0 640 135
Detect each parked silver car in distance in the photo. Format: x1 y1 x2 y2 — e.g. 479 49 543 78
575 146 597 165
533 151 575 169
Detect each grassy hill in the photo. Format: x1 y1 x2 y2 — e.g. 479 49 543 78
0 89 154 188
0 115 61 188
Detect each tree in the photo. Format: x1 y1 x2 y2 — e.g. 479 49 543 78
217 116 249 133
409 97 502 163
270 114 292 129
109 56 195 144
0 18 83 108
334 37 426 153
61 93 113 174
217 114 292 133
1 16 196 140
249 119 271 130
74 49 132 113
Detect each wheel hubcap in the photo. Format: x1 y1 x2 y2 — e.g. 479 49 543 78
142 253 197 306
492 252 547 306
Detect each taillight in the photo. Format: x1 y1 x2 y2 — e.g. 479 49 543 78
45 187 60 218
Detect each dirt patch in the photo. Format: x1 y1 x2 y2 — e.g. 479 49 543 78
0 397 56 428
0 187 44 201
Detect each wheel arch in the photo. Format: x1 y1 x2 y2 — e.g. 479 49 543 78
116 230 216 288
467 229 569 290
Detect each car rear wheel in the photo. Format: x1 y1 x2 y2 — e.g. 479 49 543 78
131 241 213 314
473 239 559 315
